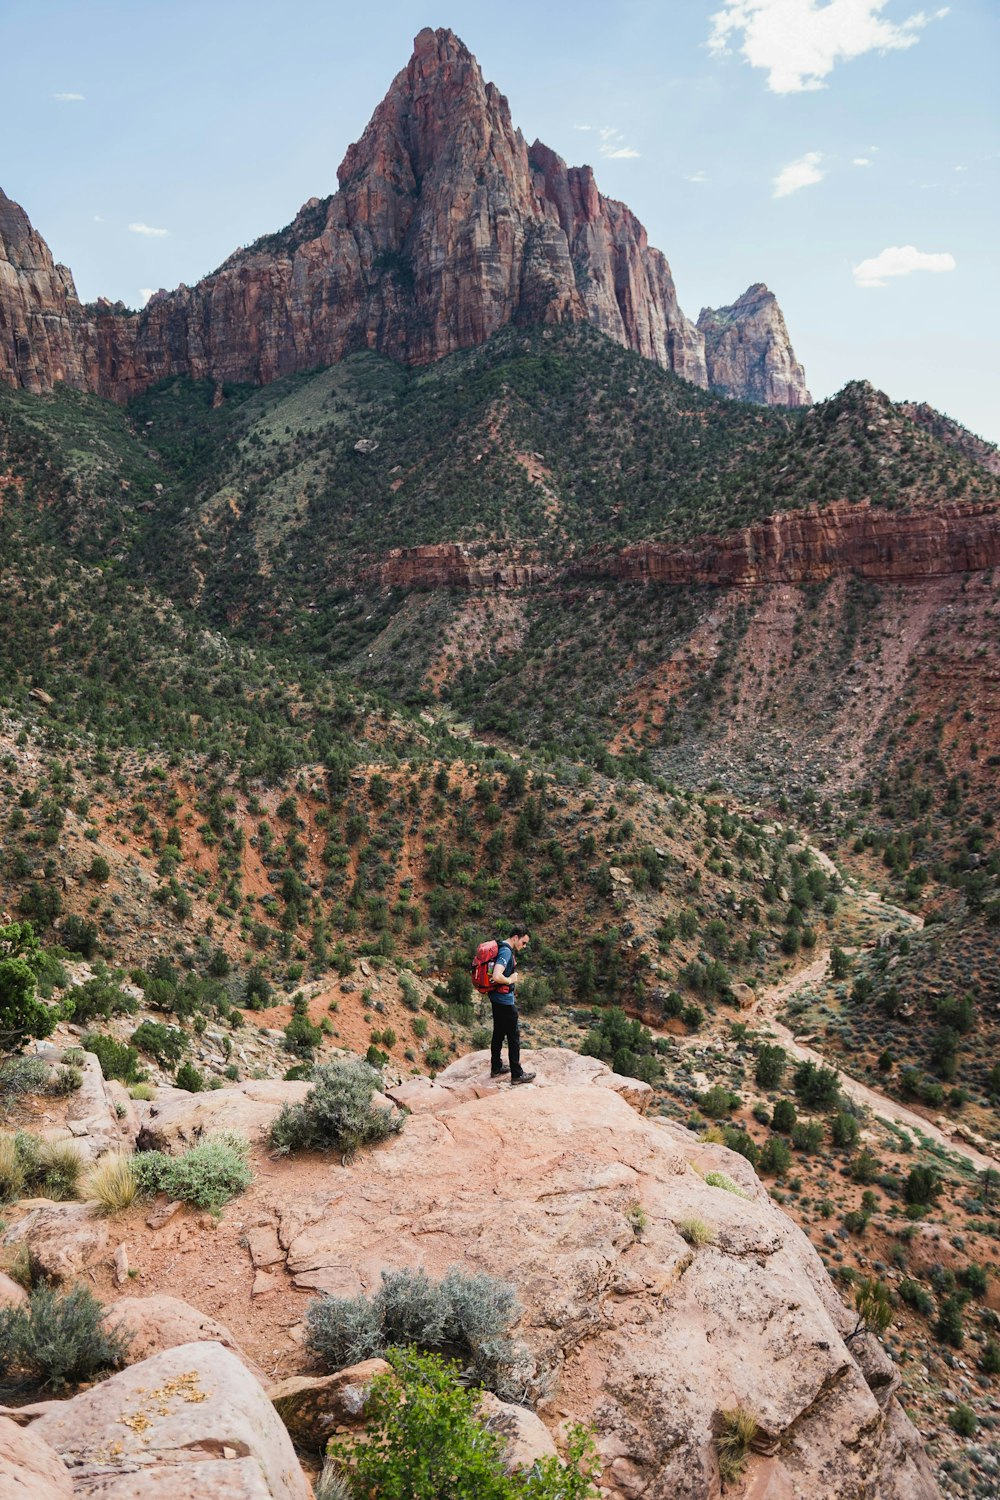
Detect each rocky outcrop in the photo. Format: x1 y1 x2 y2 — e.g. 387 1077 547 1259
2 1201 109 1283
272 1048 937 1499
0 190 94 394
370 542 549 591
698 283 811 407
0 1415 72 1500
594 498 1000 586
0 31 803 406
135 1077 311 1152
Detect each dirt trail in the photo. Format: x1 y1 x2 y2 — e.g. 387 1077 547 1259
750 946 999 1177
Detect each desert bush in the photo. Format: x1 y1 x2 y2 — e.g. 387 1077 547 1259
904 1165 941 1207
0 1056 50 1102
129 1082 155 1101
759 1136 792 1177
716 1405 758 1483
86 1152 138 1215
327 1348 599 1499
308 1266 522 1395
677 1216 715 1247
0 1285 131 1389
934 1295 965 1348
34 1139 84 1200
174 1061 204 1092
771 1098 797 1133
271 1058 403 1159
831 1112 860 1149
791 1119 824 1153
82 1032 145 1085
132 1132 251 1212
0 1132 25 1201
51 1065 83 1096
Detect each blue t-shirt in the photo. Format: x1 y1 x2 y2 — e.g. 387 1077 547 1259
489 941 516 1004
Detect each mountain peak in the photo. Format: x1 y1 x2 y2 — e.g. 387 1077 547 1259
0 35 801 407
698 284 810 408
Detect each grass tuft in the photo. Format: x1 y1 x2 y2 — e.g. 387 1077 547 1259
677 1216 716 1247
717 1404 758 1483
86 1152 139 1216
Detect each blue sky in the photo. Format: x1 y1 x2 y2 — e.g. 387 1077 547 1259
2 0 997 440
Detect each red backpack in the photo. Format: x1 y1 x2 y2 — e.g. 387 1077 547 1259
471 939 500 994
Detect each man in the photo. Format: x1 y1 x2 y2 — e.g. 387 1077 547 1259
489 924 535 1085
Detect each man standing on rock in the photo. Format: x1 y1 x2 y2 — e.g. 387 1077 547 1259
489 925 535 1085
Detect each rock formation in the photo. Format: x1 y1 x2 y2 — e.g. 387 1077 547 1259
0 30 804 405
0 190 92 394
368 499 1000 591
698 283 811 407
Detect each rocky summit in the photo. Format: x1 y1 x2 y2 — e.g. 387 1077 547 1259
0 28 804 406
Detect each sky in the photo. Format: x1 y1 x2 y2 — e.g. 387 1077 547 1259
2 0 998 441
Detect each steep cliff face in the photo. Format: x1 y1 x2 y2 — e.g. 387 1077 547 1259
0 189 93 394
698 282 810 407
1 29 810 404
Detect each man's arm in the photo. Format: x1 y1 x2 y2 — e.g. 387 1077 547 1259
491 961 515 986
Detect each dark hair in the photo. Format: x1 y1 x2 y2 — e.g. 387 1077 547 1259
508 923 530 939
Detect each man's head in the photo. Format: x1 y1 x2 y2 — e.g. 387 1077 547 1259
508 923 530 953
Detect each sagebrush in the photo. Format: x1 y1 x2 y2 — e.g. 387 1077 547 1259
0 1285 131 1390
270 1058 403 1158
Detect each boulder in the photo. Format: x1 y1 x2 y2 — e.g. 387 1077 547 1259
104 1295 266 1382
38 1051 138 1163
0 1414 72 1500
31 1341 311 1499
282 1049 938 1500
0 1271 28 1307
268 1358 390 1449
2 1201 109 1282
478 1390 558 1471
136 1079 311 1153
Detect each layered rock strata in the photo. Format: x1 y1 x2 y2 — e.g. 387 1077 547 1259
0 30 800 404
698 282 811 407
368 500 1000 591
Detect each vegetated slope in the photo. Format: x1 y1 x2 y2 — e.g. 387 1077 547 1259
117 324 1000 633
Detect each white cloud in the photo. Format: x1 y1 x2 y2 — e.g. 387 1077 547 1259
687 170 709 182
773 151 825 197
852 156 871 165
128 222 169 237
93 214 104 222
52 91 84 101
573 124 593 131
708 0 948 93
139 289 154 307
852 244 956 287
598 127 641 160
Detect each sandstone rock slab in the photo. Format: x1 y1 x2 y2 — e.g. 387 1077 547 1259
0 1414 72 1500
31 1341 311 1500
136 1079 311 1153
104 1294 265 1382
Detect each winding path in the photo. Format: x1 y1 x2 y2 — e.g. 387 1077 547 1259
750 949 999 1177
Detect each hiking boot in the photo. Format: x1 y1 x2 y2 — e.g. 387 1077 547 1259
490 1065 510 1077
510 1071 536 1086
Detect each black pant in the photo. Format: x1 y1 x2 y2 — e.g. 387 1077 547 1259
490 999 521 1076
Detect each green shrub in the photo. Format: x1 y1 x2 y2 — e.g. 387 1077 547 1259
131 1020 186 1066
0 922 56 1049
904 1165 941 1207
0 1285 131 1389
270 1058 403 1158
51 1065 83 1096
677 1216 715 1247
133 1132 251 1212
754 1044 785 1091
328 1348 599 1499
947 1403 977 1437
792 1060 840 1111
759 1136 792 1177
791 1119 824 1153
934 1295 965 1348
174 1061 204 1092
83 1032 145 1085
831 1112 860 1149
307 1267 522 1396
698 1085 738 1118
771 1098 797 1133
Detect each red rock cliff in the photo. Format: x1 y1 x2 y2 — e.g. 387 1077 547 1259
3 29 795 403
588 499 1000 586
